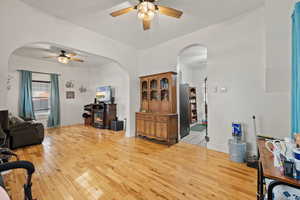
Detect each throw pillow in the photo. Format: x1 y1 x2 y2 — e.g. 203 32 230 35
8 113 25 126
14 115 25 123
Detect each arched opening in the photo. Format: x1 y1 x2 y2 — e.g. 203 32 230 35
7 42 130 135
177 44 208 146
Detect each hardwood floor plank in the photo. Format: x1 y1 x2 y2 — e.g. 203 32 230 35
4 125 256 200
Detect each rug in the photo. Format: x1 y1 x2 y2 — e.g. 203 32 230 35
190 124 206 132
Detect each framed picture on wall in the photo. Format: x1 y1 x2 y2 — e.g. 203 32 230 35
66 91 75 99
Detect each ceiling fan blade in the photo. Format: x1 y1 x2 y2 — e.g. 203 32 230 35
110 7 135 17
66 52 77 57
157 6 183 18
143 19 151 31
70 57 84 62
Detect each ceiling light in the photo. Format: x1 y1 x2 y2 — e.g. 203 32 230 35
137 12 145 19
146 10 155 20
137 1 156 20
58 56 69 64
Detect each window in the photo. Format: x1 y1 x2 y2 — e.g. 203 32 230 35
32 80 51 115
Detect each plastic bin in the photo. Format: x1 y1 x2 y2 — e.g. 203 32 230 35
228 139 246 163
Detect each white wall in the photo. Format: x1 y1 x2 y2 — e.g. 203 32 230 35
138 7 290 153
265 0 294 77
263 0 295 135
0 0 138 136
87 62 129 121
7 55 129 127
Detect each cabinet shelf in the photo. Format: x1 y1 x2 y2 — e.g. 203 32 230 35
189 87 198 124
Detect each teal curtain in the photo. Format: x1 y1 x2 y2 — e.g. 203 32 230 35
48 74 60 128
19 70 35 119
292 2 300 135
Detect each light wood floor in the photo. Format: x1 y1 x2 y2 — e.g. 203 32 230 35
5 125 256 200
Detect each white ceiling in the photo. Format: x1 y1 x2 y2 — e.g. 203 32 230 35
20 0 264 49
179 45 207 69
12 42 114 68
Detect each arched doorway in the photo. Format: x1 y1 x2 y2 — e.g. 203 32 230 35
177 44 208 146
7 42 130 134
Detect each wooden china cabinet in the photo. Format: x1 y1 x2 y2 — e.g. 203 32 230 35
136 72 178 145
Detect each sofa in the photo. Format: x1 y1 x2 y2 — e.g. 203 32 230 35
8 114 44 149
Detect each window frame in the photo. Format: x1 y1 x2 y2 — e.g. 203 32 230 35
32 80 51 112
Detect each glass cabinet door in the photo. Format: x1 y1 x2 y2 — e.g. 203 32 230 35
141 80 148 100
161 90 169 101
160 78 169 89
150 91 158 100
142 91 148 100
160 78 169 101
142 81 148 91
150 79 158 89
150 79 158 100
141 79 149 112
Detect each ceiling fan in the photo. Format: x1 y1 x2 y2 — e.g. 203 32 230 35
110 0 183 30
43 50 84 64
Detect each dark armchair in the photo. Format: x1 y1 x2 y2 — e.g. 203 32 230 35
9 121 44 149
8 115 44 149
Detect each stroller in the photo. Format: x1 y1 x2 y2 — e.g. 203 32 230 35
0 128 35 200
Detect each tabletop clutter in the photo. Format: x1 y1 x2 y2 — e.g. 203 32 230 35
268 134 300 179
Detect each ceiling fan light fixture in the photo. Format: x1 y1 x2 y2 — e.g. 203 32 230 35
146 10 155 20
58 56 69 64
137 11 145 19
137 1 155 20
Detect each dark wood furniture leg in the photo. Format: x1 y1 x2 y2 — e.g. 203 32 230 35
257 161 264 200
